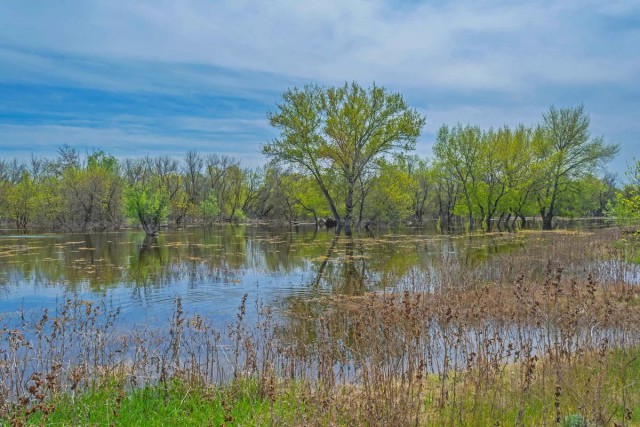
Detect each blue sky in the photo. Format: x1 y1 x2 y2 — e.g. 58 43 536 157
0 0 639 175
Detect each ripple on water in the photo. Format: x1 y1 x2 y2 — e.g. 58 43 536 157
0 221 627 331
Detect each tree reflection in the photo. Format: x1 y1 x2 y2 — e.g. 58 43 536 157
0 223 528 299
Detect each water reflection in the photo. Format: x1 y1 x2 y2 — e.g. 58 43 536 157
0 220 634 328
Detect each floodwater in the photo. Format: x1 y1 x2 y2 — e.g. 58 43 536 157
0 219 633 330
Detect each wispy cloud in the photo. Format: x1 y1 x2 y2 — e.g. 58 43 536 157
0 123 268 165
0 0 638 172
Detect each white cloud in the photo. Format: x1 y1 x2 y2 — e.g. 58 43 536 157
0 0 638 174
1 0 638 91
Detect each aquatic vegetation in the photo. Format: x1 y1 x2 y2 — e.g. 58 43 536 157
2 227 640 425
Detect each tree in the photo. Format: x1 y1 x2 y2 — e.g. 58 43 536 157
55 144 80 174
557 174 616 218
472 127 511 231
219 164 246 221
284 173 332 224
405 155 435 224
4 171 41 230
125 181 169 236
364 159 415 222
61 151 124 230
430 160 460 230
534 105 618 229
200 193 221 225
433 124 483 230
256 166 330 224
123 159 169 236
181 150 204 224
498 126 542 228
264 82 425 230
609 160 640 220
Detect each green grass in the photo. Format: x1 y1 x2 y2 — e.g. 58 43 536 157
3 379 307 427
4 351 640 426
423 349 640 426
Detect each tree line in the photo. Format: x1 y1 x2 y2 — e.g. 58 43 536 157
0 82 632 235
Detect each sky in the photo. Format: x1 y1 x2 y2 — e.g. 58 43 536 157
0 0 639 175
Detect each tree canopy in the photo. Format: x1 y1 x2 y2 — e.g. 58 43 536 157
533 105 619 229
263 81 425 229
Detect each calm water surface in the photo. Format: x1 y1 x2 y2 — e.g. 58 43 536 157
0 220 615 329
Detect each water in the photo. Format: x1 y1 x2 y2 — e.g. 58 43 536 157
0 220 633 330
2 219 640 394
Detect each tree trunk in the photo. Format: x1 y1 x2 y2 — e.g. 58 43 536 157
140 214 159 236
357 192 365 227
313 175 341 225
343 180 355 233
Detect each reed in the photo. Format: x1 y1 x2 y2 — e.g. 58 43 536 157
2 228 640 426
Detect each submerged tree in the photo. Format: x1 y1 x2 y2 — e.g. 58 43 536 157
124 159 169 236
125 182 169 236
264 82 425 230
534 105 618 230
433 124 483 230
62 150 124 230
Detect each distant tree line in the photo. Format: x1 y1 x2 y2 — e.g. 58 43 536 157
433 105 619 231
608 158 640 221
0 82 628 235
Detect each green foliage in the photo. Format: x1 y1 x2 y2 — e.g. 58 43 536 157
264 81 425 226
561 414 587 427
283 173 331 222
434 124 537 230
0 102 622 231
219 164 246 220
608 160 640 221
535 105 619 228
61 157 124 229
557 174 615 218
14 379 303 427
125 180 169 235
3 171 42 229
365 158 415 221
234 209 248 222
402 155 436 222
87 150 119 173
36 176 64 226
200 193 221 222
434 106 618 231
612 192 640 219
434 124 483 228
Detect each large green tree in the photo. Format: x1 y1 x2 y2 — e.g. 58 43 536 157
263 82 425 230
535 105 618 229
